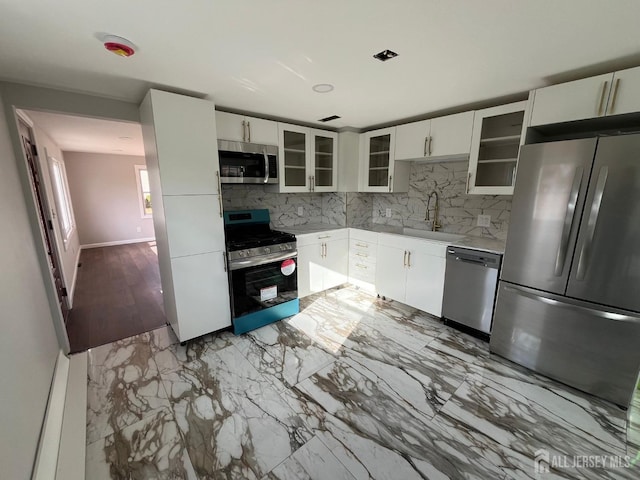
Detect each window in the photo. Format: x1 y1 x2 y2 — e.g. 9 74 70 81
48 155 75 248
135 165 152 218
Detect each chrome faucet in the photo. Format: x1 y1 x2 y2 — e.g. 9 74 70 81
425 191 441 231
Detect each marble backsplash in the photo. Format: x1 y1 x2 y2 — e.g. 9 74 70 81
222 161 511 240
371 161 512 241
221 185 347 227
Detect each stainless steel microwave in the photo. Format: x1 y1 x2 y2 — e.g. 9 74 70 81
218 140 278 184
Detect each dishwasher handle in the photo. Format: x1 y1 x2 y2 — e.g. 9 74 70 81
447 248 502 269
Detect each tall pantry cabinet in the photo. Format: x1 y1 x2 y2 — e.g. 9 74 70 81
140 89 231 342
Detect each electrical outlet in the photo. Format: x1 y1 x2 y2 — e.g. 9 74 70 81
136 226 142 233
477 214 491 227
386 208 392 218
297 206 304 216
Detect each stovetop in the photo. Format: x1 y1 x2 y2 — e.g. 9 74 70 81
225 229 296 251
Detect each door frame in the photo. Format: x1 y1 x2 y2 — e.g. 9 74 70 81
0 82 141 354
17 113 71 323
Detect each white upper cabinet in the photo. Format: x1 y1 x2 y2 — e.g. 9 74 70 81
147 90 220 196
361 127 409 193
530 74 614 127
394 112 474 161
215 111 278 145
277 123 338 193
429 111 474 158
394 119 430 160
274 124 338 193
606 66 640 117
278 123 311 193
468 101 528 196
311 129 338 192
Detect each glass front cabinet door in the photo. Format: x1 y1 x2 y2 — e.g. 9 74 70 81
278 124 337 193
362 127 397 192
467 101 527 195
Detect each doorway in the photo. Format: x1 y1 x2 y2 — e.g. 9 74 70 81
17 109 166 352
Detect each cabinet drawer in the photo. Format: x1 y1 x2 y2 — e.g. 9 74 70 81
349 249 376 264
349 259 376 281
349 228 378 244
295 228 348 247
349 237 377 253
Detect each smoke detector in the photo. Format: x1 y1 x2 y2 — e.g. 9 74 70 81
102 35 136 57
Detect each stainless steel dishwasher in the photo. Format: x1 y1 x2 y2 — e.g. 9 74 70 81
442 247 502 335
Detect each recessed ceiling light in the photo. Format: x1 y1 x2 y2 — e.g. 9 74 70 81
319 115 341 123
373 49 398 62
312 83 334 93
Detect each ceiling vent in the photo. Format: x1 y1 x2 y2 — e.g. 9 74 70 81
319 115 341 123
373 49 398 62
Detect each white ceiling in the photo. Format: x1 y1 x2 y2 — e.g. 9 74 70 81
24 110 144 156
2 1 640 129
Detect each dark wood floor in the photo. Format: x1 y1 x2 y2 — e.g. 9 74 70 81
66 241 167 353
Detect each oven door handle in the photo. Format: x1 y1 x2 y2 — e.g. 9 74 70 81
229 251 297 270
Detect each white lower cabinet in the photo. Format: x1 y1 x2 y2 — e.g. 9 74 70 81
297 228 447 317
375 234 447 317
375 244 407 301
297 230 348 298
404 249 446 317
170 251 231 341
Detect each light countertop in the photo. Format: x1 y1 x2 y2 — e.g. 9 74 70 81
277 223 506 254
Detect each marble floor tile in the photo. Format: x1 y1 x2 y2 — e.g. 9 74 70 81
289 359 507 479
439 369 638 479
86 285 639 480
235 321 337 389
152 328 238 375
264 436 355 480
86 407 197 480
160 344 312 479
87 332 171 445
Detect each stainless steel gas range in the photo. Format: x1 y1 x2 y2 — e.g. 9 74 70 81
224 209 299 335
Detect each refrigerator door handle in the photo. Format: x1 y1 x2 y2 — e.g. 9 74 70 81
503 285 640 323
576 167 608 281
554 167 583 276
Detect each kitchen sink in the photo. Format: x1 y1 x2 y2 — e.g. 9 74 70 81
401 228 465 243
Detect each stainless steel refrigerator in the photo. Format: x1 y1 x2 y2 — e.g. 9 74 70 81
490 134 640 407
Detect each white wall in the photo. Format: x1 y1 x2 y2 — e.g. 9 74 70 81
31 124 81 300
64 152 155 246
0 94 62 478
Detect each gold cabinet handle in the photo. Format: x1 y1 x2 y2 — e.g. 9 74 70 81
241 120 246 142
609 78 621 114
597 81 609 116
424 136 428 157
388 175 392 192
355 242 368 248
407 251 411 268
247 121 251 142
403 250 407 267
428 136 432 156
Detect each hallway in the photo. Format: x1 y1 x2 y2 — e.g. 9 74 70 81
67 241 166 352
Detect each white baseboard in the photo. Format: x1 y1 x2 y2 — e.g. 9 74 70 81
32 351 69 480
55 352 87 480
81 237 156 249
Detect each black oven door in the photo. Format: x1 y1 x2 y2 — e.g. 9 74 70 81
229 255 298 319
